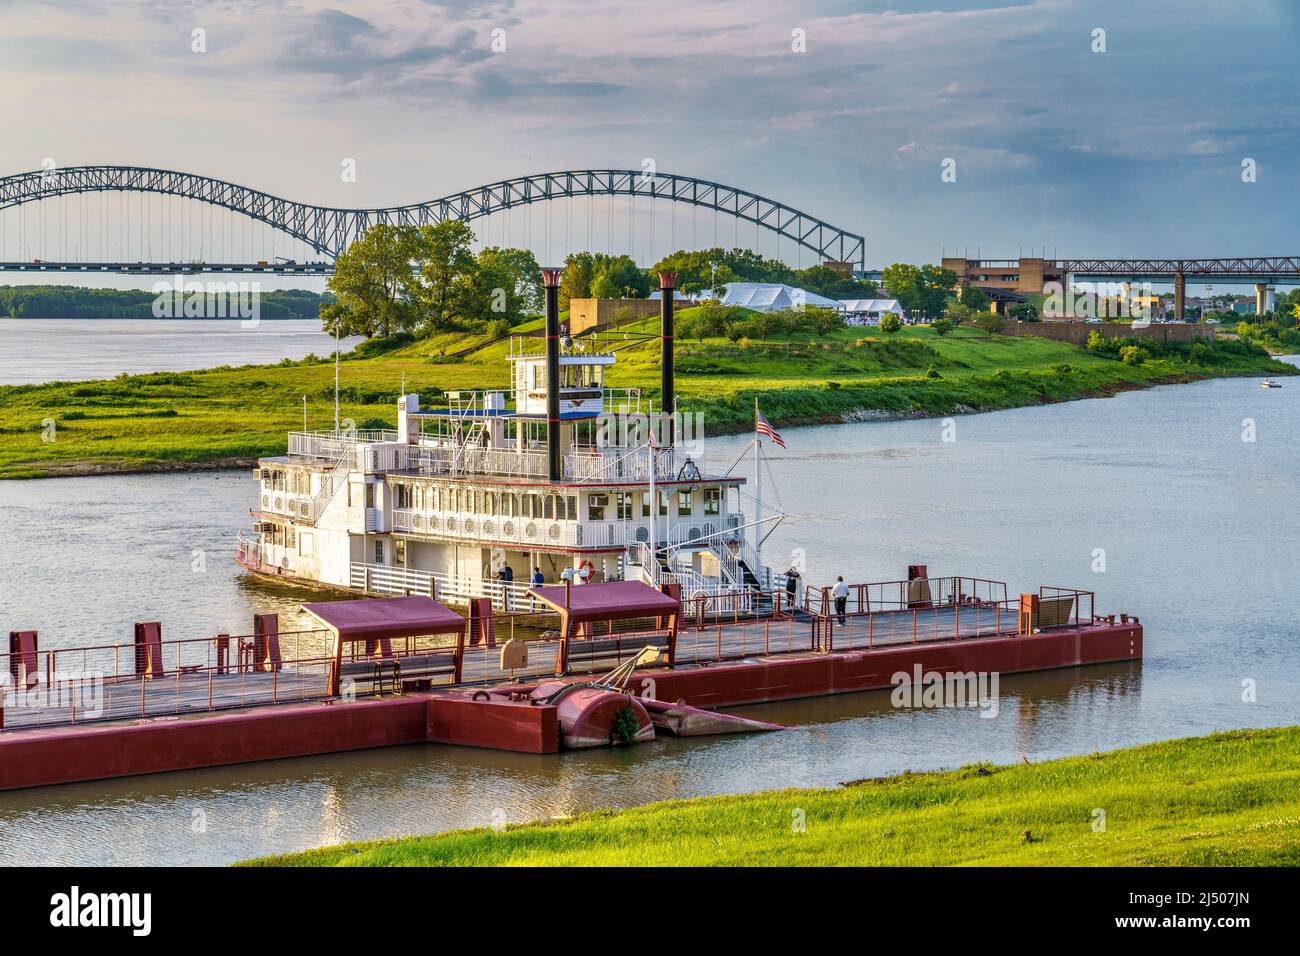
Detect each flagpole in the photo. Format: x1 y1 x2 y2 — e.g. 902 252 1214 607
754 398 762 587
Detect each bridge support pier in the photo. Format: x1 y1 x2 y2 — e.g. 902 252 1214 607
1255 283 1275 316
1173 272 1185 321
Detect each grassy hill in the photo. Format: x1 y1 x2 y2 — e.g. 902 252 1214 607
242 726 1300 867
0 320 1290 478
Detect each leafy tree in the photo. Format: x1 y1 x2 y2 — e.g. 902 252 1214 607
652 247 795 293
560 252 598 309
412 220 478 332
879 314 902 334
960 285 990 313
930 317 954 335
1009 302 1040 322
468 245 542 327
882 263 958 320
595 254 650 298
973 310 1006 336
323 223 422 338
945 302 974 326
881 263 923 316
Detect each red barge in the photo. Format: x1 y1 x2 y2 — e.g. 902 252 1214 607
0 575 1142 791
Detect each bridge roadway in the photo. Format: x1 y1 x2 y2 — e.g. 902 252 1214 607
0 605 1014 731
0 260 333 275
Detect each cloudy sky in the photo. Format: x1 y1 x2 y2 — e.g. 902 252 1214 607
1 0 1297 271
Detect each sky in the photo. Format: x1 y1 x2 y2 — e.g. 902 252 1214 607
1 0 1297 282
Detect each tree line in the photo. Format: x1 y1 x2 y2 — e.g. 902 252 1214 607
0 286 328 320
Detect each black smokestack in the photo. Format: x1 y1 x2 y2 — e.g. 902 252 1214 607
542 268 563 482
659 271 677 447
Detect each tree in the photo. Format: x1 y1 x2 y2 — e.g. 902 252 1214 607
470 245 542 326
973 310 1006 336
960 285 990 313
930 317 954 335
414 220 478 332
879 314 902 334
881 263 923 317
945 302 974 326
323 223 421 338
560 252 598 309
1009 302 1040 322
595 254 650 298
882 263 958 320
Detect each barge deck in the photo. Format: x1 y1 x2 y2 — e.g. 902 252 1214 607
1 576 1143 791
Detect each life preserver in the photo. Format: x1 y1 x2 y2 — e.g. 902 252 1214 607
577 559 596 581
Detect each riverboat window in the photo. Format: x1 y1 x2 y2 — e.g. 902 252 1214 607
502 493 516 517
677 491 692 516
616 492 633 520
484 491 496 516
300 532 314 557
703 487 721 515
396 485 411 510
285 525 296 549
543 495 555 520
641 491 669 516
374 540 384 564
394 540 406 565
588 493 608 520
365 483 376 510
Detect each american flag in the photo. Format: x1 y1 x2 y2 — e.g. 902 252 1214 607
755 404 786 449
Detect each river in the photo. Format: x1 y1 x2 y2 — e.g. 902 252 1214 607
0 360 1296 865
0 318 360 385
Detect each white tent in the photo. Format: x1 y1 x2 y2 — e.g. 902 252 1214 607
704 282 843 312
839 298 904 325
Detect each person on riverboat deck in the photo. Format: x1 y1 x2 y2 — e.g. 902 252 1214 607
785 566 801 611
530 567 544 611
833 576 849 625
497 564 514 610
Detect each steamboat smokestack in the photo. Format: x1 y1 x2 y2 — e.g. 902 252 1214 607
658 271 677 446
542 268 563 482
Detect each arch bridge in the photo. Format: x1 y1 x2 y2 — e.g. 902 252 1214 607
0 166 865 271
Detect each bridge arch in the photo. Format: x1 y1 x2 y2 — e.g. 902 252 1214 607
0 165 865 267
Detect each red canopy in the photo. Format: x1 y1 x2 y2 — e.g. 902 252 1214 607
527 580 680 623
301 595 465 642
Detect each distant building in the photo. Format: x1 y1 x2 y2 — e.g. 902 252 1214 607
839 298 904 325
942 257 1067 295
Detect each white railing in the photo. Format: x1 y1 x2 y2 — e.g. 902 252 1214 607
288 430 397 459
349 562 534 610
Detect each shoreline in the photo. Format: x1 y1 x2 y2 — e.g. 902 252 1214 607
1 367 1280 480
243 726 1300 867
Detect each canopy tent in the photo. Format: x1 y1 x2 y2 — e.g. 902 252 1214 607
301 596 466 695
526 580 680 674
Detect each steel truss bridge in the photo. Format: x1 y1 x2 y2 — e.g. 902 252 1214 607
1058 257 1300 283
0 165 865 273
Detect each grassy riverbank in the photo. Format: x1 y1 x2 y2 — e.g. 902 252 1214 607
0 322 1291 478
244 727 1300 866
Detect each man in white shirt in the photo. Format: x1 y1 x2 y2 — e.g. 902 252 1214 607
832 576 849 625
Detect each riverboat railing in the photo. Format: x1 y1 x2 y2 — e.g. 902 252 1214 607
806 576 1009 617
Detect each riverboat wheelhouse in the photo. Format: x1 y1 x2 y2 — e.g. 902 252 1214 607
237 271 777 609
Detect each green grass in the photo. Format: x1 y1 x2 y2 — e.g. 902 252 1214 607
1 323 1292 477
241 727 1300 866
